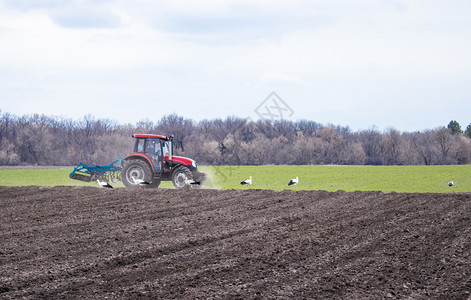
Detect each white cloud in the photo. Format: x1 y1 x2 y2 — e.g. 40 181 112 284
48 4 122 29
0 0 470 131
260 72 307 86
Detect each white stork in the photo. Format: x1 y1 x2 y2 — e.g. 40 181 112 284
184 178 201 186
132 178 150 186
241 176 253 186
288 176 299 186
97 179 113 189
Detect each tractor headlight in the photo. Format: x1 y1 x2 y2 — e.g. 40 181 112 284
192 161 197 168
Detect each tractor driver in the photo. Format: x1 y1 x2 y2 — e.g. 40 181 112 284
145 140 162 171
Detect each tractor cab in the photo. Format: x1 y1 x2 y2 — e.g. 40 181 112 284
133 134 172 171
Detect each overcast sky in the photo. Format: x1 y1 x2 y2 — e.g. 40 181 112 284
0 0 470 132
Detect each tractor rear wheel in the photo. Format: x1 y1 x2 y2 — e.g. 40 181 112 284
172 166 192 190
122 159 153 188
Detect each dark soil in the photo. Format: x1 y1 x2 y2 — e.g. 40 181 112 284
1 186 471 299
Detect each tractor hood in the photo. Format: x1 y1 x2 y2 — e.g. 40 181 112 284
171 155 196 167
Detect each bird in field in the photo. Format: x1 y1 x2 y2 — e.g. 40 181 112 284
448 181 454 187
184 178 201 186
97 179 113 189
132 178 150 186
288 176 299 186
241 176 253 186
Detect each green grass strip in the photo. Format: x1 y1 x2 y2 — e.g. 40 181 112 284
0 165 470 193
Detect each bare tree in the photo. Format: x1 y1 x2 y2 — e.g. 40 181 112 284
433 127 454 164
359 128 384 165
412 131 435 165
382 128 403 165
157 114 194 153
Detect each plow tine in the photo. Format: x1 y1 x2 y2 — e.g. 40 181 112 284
70 172 92 182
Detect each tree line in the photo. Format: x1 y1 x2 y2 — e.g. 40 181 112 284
0 109 470 166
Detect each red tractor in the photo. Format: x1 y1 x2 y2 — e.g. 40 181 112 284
122 134 205 189
70 134 206 189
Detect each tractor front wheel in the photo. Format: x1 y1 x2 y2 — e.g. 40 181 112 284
122 159 153 188
172 166 192 190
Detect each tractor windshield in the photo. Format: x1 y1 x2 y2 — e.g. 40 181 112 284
144 139 161 157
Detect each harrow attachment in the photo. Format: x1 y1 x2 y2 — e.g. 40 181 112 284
70 159 122 183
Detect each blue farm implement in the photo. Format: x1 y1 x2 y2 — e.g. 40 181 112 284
70 159 122 183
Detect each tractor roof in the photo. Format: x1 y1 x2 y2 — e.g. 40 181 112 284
132 134 169 140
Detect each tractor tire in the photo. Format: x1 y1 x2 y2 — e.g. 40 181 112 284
122 159 153 188
172 166 192 190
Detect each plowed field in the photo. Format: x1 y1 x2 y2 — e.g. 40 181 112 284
1 187 471 299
